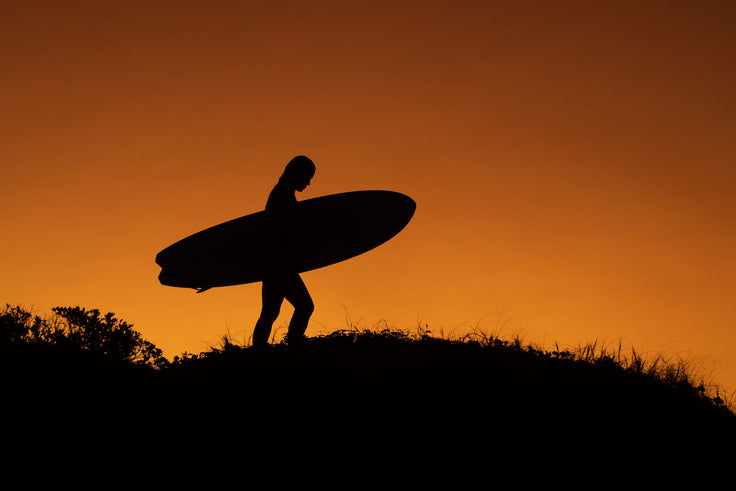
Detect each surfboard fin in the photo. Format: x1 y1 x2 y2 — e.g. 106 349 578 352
195 286 212 294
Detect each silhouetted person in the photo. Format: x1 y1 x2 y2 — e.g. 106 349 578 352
252 156 316 347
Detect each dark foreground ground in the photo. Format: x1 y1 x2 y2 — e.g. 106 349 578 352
4 330 735 489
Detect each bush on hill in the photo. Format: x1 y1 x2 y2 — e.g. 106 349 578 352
0 304 167 369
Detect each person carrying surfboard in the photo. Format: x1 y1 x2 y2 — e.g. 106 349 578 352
252 156 316 348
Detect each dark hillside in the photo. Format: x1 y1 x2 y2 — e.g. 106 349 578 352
4 329 735 489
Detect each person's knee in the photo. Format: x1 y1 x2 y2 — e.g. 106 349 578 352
297 298 314 317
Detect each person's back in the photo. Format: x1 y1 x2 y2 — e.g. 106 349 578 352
266 179 297 214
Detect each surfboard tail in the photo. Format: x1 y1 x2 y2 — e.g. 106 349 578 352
158 267 207 290
158 268 181 287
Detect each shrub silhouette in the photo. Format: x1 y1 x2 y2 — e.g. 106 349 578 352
0 304 167 369
0 304 38 343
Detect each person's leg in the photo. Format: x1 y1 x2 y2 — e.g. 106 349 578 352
252 280 284 347
283 274 314 344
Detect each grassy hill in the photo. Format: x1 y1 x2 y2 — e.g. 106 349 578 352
3 326 735 489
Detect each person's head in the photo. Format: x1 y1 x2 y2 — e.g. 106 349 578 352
280 155 315 191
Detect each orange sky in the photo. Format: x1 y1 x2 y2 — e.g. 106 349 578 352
2 1 735 393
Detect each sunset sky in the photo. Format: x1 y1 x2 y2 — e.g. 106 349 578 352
2 1 735 392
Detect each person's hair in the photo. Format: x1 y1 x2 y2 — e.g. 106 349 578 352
279 155 315 185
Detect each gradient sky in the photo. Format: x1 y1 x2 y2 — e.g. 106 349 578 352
2 1 735 393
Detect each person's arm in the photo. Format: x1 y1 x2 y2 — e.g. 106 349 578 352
266 187 298 275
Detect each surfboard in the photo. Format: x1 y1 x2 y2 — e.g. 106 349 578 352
156 190 416 290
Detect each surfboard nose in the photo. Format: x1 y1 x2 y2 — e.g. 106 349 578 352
402 193 417 219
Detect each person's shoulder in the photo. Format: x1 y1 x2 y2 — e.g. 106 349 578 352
266 182 295 211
